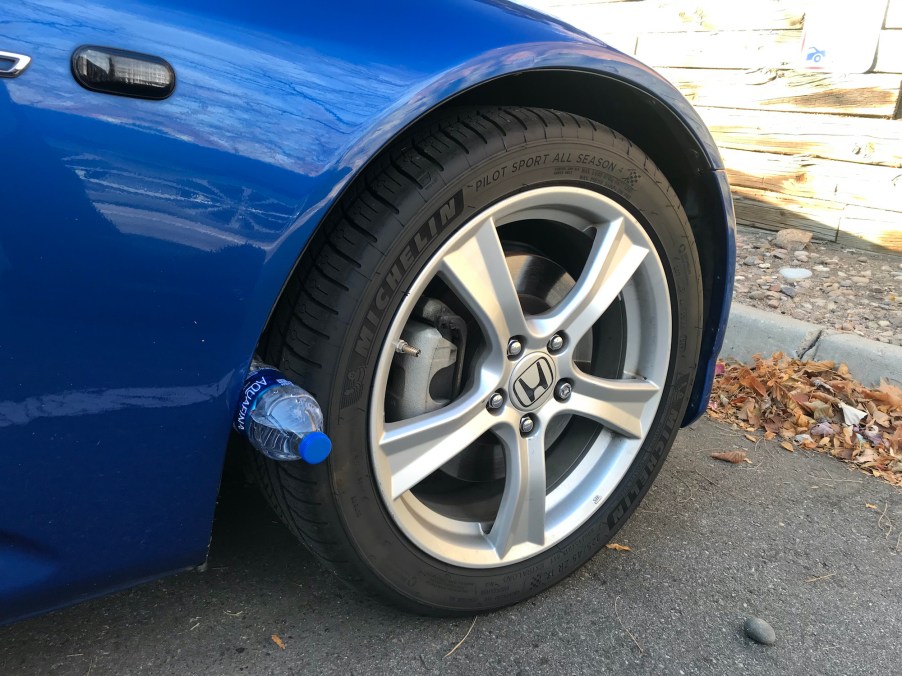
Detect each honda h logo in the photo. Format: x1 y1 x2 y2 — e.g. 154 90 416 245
511 355 555 410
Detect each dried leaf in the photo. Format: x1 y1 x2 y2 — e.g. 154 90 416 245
711 450 748 464
810 421 835 437
840 403 867 426
709 353 902 486
866 503 879 510
606 543 631 552
271 635 286 650
740 372 768 397
860 428 884 447
856 447 879 464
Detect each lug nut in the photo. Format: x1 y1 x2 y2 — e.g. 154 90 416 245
519 415 535 435
548 334 564 352
507 338 523 357
555 381 572 401
487 392 505 410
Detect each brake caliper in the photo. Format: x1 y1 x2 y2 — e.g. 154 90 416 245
386 298 467 419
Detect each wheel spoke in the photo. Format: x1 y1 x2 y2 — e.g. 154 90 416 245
488 424 547 558
564 370 661 439
438 216 527 353
379 392 497 499
529 218 648 342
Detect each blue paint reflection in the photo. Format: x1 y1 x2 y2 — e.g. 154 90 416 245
0 375 231 428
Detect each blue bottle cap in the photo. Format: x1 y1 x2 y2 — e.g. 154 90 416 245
298 431 332 464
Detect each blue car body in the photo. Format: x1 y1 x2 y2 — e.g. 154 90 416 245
0 0 734 625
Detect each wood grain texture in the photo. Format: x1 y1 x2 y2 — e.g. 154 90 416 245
659 68 902 117
721 148 902 213
732 186 842 240
636 30 801 69
697 107 902 167
838 206 902 252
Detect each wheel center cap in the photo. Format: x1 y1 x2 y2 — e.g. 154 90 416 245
509 353 556 411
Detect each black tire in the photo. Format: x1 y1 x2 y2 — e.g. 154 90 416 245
252 106 703 614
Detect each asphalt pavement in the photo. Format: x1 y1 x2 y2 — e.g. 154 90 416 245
2 417 900 675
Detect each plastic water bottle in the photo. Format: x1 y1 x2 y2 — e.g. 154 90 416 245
233 358 332 464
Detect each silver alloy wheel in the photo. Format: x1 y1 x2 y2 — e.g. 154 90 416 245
369 187 671 568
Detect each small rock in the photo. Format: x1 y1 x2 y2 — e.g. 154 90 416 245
842 322 854 331
767 299 781 309
772 251 786 260
781 285 797 298
758 263 771 269
814 266 830 272
879 320 891 327
745 617 776 646
858 257 868 263
749 290 767 300
793 251 809 262
779 267 812 280
850 276 868 284
743 256 758 265
840 280 853 288
769 284 781 292
774 228 812 252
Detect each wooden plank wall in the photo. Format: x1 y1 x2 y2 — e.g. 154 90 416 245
518 0 902 253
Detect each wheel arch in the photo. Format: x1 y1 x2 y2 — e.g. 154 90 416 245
260 67 734 426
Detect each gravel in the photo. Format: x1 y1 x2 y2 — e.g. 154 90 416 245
734 227 902 345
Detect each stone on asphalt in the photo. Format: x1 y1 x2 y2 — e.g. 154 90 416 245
745 617 777 645
775 228 812 252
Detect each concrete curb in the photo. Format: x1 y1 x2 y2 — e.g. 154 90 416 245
721 303 902 387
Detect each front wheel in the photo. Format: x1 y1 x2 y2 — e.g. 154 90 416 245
253 107 703 614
